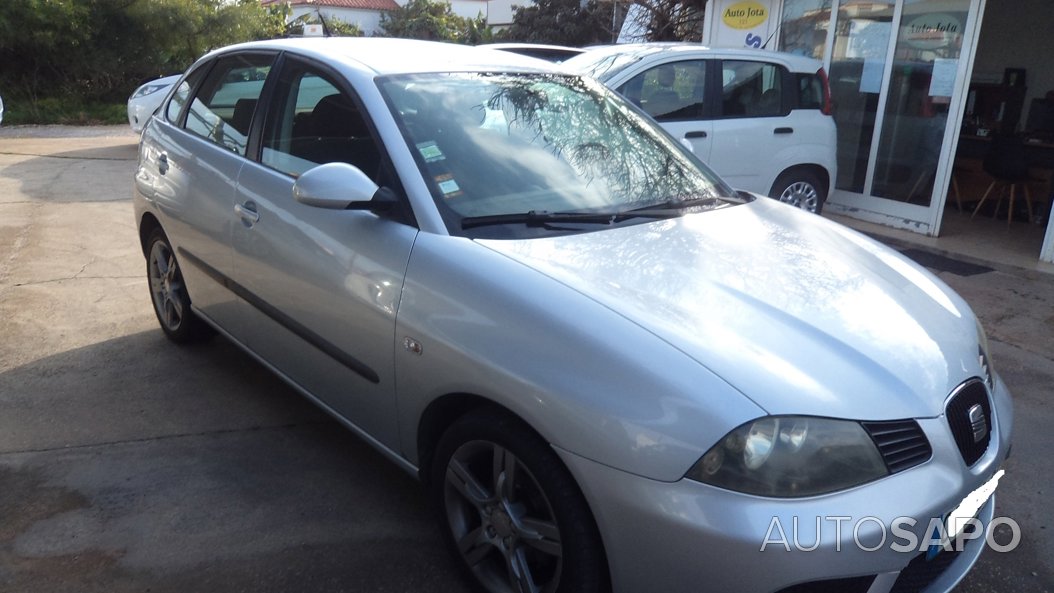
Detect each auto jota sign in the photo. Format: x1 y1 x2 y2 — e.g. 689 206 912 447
722 1 769 30
707 0 779 49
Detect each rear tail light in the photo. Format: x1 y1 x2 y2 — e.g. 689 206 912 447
817 67 833 115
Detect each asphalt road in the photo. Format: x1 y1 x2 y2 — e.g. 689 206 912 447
1 126 1051 592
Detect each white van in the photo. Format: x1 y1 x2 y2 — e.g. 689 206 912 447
566 44 837 213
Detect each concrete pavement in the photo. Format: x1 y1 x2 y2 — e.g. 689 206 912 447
0 127 467 593
0 126 1051 592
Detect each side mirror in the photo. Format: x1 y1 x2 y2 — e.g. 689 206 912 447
293 162 396 211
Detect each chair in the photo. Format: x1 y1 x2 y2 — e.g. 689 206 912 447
230 98 257 136
295 93 381 177
643 88 680 118
949 164 965 212
756 88 781 116
971 134 1035 227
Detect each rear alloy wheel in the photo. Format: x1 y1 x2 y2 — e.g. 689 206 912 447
146 229 211 343
432 409 607 593
772 171 826 214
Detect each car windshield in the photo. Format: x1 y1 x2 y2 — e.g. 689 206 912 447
379 72 736 238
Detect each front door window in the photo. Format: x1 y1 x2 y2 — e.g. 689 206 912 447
261 61 382 180
617 60 708 121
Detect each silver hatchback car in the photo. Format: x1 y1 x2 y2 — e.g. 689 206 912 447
134 38 1011 593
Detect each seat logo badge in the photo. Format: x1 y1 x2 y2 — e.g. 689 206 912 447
968 404 988 443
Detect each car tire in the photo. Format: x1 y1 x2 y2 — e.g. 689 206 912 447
431 408 608 593
145 228 212 344
771 170 826 214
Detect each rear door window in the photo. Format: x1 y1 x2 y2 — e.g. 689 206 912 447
720 60 786 118
183 54 275 156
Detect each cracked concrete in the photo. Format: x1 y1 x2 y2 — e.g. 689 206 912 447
1 127 1051 593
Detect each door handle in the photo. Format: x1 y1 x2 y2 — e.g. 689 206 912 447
774 127 794 134
235 202 260 225
157 151 169 175
684 131 708 139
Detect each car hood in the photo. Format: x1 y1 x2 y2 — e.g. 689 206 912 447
477 199 981 420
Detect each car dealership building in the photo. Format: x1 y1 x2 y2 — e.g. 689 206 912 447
704 0 1054 265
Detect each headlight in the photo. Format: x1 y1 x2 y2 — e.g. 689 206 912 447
686 416 888 497
131 84 169 100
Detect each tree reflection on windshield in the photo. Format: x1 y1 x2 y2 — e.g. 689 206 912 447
380 72 732 236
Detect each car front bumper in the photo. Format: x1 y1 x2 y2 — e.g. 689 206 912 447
557 377 1013 593
128 101 148 132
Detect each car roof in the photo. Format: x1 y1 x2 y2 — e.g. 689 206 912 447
483 43 585 55
572 42 823 72
204 38 560 76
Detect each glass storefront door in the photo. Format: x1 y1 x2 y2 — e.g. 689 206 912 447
828 3 895 194
871 0 971 206
782 0 984 235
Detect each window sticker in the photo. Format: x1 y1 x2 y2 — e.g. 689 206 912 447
435 174 462 199
417 141 445 163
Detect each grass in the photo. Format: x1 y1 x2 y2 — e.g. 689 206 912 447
3 96 127 126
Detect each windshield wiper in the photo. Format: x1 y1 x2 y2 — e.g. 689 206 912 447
461 208 683 230
631 194 746 212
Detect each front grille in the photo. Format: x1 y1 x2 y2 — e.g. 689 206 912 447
775 575 876 593
946 380 992 466
889 542 968 593
862 420 932 473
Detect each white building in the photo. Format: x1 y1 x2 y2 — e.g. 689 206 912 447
704 0 1054 265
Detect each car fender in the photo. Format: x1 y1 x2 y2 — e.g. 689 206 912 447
394 232 765 482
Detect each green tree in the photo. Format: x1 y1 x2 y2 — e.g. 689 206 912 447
623 0 705 42
499 0 611 46
0 0 286 107
379 0 490 44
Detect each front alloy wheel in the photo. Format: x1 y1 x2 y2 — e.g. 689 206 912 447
445 441 562 593
432 410 607 593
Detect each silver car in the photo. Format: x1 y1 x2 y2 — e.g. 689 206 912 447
133 38 1012 593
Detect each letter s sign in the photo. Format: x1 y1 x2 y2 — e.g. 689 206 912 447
745 33 762 47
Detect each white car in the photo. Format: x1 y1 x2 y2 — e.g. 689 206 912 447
565 44 838 213
127 75 181 132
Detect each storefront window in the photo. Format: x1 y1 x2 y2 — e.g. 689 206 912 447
871 0 970 205
779 0 832 59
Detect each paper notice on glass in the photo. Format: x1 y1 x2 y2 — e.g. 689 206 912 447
929 58 958 97
860 59 884 94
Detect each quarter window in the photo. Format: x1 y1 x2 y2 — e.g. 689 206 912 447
183 54 274 155
165 68 208 125
618 60 707 121
796 72 824 110
261 60 382 179
721 61 784 117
